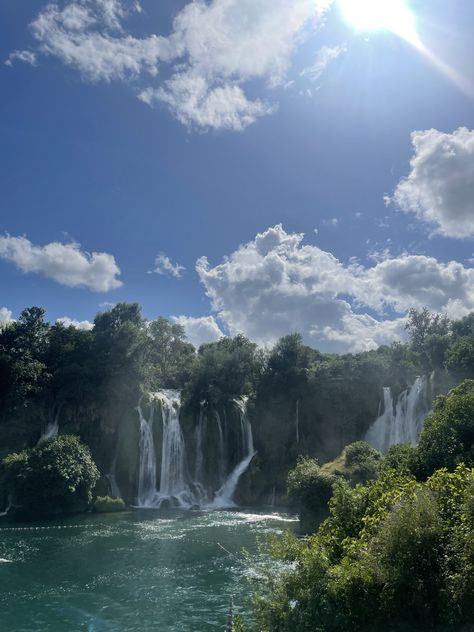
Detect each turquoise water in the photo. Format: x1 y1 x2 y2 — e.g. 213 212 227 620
0 509 296 631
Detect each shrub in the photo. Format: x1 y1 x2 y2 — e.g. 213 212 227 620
287 456 337 533
416 380 474 478
0 435 100 518
252 465 474 631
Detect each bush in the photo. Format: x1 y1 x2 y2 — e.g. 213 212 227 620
343 441 381 484
0 435 100 518
415 380 474 478
93 495 126 513
252 465 474 631
380 443 417 474
287 456 337 533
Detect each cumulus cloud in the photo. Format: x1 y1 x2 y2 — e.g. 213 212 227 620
152 253 185 279
25 0 334 130
5 50 38 67
196 224 474 352
140 73 274 132
0 307 14 329
0 235 122 292
57 316 94 330
171 315 223 347
393 127 474 238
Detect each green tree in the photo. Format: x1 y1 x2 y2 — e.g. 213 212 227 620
415 380 474 477
147 316 195 388
405 307 450 371
0 435 100 518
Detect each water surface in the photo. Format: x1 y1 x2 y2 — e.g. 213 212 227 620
0 509 296 631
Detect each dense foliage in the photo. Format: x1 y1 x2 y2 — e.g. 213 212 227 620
0 435 99 517
250 381 474 631
2 304 474 505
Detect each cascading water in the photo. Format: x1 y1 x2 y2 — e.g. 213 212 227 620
210 396 256 508
38 407 60 444
365 376 432 454
214 410 226 484
194 402 205 483
135 390 256 509
156 390 195 507
137 398 158 507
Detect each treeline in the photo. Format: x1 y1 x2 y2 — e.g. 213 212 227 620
2 304 474 499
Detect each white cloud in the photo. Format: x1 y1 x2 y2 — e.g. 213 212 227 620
0 235 122 292
5 50 38 67
0 308 14 330
140 73 274 131
393 127 474 238
171 315 223 347
57 316 94 330
322 217 339 227
26 0 334 130
152 253 185 279
196 224 474 352
31 1 173 82
300 43 345 83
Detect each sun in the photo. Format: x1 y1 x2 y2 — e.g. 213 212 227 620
338 0 419 45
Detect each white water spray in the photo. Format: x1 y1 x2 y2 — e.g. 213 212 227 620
211 396 256 508
137 398 158 507
135 391 256 509
365 376 432 454
38 407 60 444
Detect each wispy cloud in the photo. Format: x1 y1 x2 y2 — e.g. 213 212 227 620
21 0 334 131
300 43 346 84
151 253 185 279
5 50 38 67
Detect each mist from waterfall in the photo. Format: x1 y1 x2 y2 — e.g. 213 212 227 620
38 407 61 444
105 456 122 499
365 376 433 454
135 391 256 509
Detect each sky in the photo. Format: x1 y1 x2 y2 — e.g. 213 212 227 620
1 0 474 352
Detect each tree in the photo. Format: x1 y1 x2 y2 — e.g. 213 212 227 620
415 380 474 478
405 307 450 371
0 435 100 518
147 317 195 388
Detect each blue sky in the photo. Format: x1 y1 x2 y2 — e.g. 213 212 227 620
1 0 474 351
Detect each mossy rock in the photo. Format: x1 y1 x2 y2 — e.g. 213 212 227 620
93 495 126 513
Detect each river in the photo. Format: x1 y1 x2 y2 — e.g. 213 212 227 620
0 508 296 631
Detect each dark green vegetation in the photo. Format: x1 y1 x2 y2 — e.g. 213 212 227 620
1 305 474 511
250 381 474 631
0 435 99 518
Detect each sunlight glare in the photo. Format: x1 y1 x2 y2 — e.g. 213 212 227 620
338 0 419 44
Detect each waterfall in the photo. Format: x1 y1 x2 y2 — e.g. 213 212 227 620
137 399 158 507
211 396 256 508
136 391 256 509
194 402 205 483
156 390 191 505
214 410 226 484
38 407 60 444
365 376 432 454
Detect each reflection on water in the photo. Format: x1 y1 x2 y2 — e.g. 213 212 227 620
0 509 296 632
